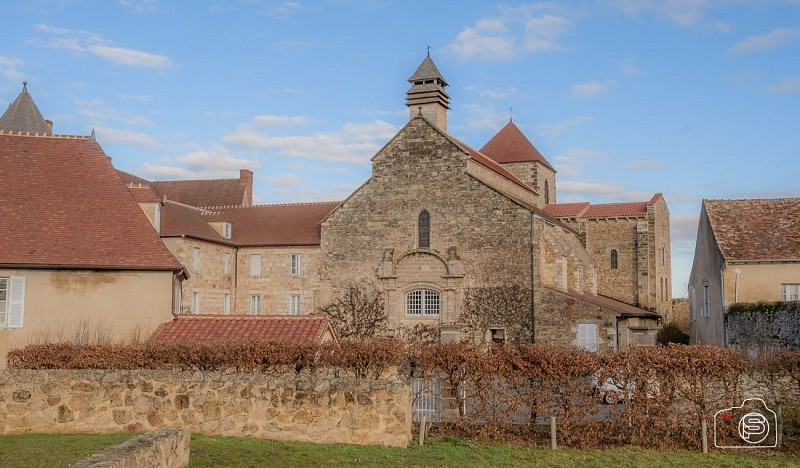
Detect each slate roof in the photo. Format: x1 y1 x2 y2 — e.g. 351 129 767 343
0 133 182 270
0 83 51 135
204 202 339 247
150 314 337 344
546 287 661 319
545 194 663 219
704 198 800 261
408 54 448 86
480 121 555 171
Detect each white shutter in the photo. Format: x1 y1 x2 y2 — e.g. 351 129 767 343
250 254 262 277
8 276 25 328
578 323 597 352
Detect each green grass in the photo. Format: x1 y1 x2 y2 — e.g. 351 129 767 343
0 433 797 467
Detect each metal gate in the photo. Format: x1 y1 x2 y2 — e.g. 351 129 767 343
412 377 442 423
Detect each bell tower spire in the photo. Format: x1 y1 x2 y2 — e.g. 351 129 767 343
405 49 450 132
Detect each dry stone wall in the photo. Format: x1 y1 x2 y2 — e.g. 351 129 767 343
0 370 412 447
73 429 190 468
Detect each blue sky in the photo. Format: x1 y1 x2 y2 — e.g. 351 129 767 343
2 0 799 297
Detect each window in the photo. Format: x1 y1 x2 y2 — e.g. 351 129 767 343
289 294 301 315
0 276 25 328
702 284 710 317
222 222 232 239
223 294 230 315
577 323 598 352
490 328 506 344
406 289 440 316
544 180 550 204
249 295 261 315
191 292 200 314
223 253 230 275
249 254 262 277
610 250 618 269
690 286 696 321
661 245 666 266
192 247 200 272
0 277 7 327
290 253 302 276
782 284 800 301
418 210 430 248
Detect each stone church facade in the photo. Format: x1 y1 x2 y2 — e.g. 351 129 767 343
2 54 671 351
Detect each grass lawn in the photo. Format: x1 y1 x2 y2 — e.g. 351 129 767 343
0 433 797 467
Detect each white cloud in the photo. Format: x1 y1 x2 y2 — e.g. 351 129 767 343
557 180 653 202
670 212 700 244
448 5 572 62
117 93 153 102
89 46 173 68
0 56 25 81
458 103 510 131
552 148 605 177
268 173 347 202
617 61 642 75
764 77 800 95
93 126 155 146
730 27 800 54
119 0 159 13
607 0 711 27
75 98 154 127
619 160 665 170
175 145 260 170
252 114 311 126
223 117 398 163
536 116 593 138
570 81 615 98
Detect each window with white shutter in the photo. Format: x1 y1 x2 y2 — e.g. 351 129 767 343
290 254 302 276
577 323 598 352
192 247 200 272
289 294 301 315
250 254 262 277
223 294 231 315
223 253 230 275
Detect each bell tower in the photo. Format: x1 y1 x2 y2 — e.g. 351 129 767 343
405 49 450 132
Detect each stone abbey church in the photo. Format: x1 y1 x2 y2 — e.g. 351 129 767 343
0 54 671 352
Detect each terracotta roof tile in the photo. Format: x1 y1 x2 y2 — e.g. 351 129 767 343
547 194 663 219
127 184 160 203
546 287 660 318
480 122 555 171
0 133 181 270
160 201 231 244
705 198 800 261
150 314 336 344
451 137 539 196
204 202 339 247
153 178 247 208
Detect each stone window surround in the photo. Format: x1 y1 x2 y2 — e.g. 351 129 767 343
405 287 441 316
289 294 301 315
576 320 600 352
417 210 431 249
610 249 618 269
249 294 261 315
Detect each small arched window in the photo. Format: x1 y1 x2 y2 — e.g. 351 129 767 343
406 289 440 316
610 250 618 269
544 180 550 204
418 210 430 248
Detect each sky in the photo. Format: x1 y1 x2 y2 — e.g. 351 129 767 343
1 0 799 297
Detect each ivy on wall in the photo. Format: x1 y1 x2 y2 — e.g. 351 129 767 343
727 301 800 349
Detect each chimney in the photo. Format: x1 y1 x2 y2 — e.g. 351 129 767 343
239 169 254 207
45 120 53 135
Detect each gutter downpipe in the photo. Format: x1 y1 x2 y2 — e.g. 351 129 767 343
721 262 727 347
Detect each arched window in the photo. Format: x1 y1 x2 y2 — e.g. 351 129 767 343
418 210 430 248
544 180 550 204
406 289 440 316
610 250 618 269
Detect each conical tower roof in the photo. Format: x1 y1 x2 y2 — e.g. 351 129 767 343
408 54 449 86
0 82 51 135
480 121 555 171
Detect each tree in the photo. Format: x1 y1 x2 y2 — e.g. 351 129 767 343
319 280 387 339
656 322 689 345
460 285 533 345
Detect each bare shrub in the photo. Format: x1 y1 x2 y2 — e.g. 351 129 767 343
319 280 387 339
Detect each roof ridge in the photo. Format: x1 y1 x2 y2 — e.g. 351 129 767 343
164 199 216 214
706 197 800 202
0 130 91 139
204 201 342 209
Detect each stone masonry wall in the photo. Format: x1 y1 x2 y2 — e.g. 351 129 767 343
0 370 412 447
320 117 535 336
583 218 640 306
236 246 321 316
73 429 190 468
163 237 236 315
536 288 617 351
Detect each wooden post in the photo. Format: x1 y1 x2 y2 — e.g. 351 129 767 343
701 419 708 453
419 414 427 446
550 416 557 449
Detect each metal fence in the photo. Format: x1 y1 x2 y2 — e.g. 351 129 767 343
412 377 442 423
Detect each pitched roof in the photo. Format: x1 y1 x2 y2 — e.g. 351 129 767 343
127 184 160 203
545 194 663 219
204 202 339 247
545 287 661 318
152 177 247 208
408 54 448 85
150 314 337 345
0 83 51 135
480 121 555 171
704 198 800 261
0 133 181 270
160 201 232 244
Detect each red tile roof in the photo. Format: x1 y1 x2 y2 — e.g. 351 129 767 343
0 133 182 270
160 201 232 244
204 202 339 247
127 184 160 203
153 172 251 208
704 198 800 261
480 121 555 171
544 202 590 217
150 314 337 345
546 287 660 318
546 194 663 219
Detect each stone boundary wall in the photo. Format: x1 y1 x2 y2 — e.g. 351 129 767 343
73 428 190 468
0 370 412 447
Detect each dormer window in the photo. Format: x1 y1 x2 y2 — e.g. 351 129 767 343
222 222 232 239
